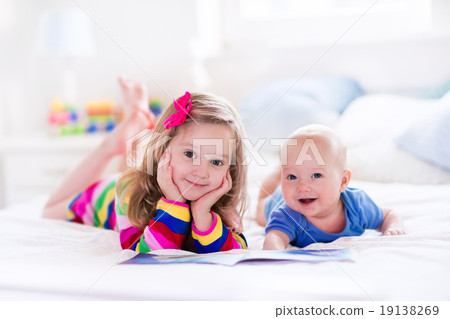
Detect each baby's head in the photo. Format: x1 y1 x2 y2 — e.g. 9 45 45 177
126 92 248 229
280 124 351 218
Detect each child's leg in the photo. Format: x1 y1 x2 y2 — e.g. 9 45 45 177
43 78 154 219
256 166 281 227
119 76 155 120
116 77 156 170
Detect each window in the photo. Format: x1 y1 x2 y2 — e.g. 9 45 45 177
217 0 434 48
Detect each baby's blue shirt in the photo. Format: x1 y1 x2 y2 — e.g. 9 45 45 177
265 187 384 248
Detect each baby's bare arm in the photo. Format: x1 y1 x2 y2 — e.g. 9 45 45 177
258 166 282 200
256 167 282 226
263 230 290 250
380 208 406 235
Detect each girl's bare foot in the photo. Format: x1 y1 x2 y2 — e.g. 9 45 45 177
112 77 157 156
118 76 155 120
102 109 154 156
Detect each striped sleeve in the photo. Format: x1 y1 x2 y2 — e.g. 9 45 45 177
115 195 191 252
191 211 248 253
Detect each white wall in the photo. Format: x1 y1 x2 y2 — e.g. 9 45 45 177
0 0 450 138
205 0 450 106
0 0 202 138
205 37 450 107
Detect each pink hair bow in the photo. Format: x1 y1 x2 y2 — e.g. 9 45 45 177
163 92 192 129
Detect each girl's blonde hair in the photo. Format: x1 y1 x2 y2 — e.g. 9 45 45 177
118 92 248 232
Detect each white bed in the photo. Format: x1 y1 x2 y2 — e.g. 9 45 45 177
1 93 450 300
1 172 450 300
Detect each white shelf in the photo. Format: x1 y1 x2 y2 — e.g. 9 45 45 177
0 134 109 209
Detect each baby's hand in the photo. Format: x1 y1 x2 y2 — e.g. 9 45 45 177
380 209 406 236
383 228 406 236
157 149 186 203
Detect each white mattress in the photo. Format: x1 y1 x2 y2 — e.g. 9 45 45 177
1 160 450 300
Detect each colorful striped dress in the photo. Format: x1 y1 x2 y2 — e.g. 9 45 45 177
67 175 247 253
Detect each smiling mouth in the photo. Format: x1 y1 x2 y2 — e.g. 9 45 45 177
186 180 206 187
298 198 317 205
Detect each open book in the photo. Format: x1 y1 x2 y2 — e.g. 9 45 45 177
120 248 353 266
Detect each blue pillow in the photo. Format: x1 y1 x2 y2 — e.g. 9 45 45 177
419 79 450 99
240 76 364 142
395 105 450 172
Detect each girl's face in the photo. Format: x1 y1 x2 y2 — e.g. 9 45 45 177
167 122 233 201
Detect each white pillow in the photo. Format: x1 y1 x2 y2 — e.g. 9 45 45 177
336 94 440 147
346 141 450 184
395 98 450 172
335 94 450 184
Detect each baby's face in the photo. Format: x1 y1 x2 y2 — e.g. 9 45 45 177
280 136 348 219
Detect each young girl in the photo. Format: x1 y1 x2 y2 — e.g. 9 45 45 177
43 78 249 253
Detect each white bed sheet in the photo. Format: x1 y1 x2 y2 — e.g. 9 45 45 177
1 160 450 300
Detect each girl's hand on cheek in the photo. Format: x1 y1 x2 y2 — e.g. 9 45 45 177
157 149 186 203
191 171 232 231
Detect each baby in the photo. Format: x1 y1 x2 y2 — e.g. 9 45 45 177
256 124 406 250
